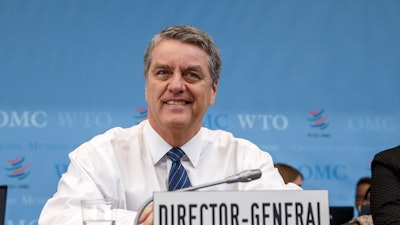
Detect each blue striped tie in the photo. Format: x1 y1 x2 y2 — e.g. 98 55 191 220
167 147 192 191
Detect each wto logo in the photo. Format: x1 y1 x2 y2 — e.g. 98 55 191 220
4 157 30 180
134 106 148 123
308 109 329 130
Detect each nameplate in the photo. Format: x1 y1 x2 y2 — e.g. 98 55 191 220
153 190 329 225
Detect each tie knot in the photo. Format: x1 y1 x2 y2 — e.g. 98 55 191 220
167 147 185 162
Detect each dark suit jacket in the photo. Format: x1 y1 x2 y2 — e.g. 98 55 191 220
370 145 400 225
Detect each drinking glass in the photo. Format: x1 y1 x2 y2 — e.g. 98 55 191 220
81 199 116 225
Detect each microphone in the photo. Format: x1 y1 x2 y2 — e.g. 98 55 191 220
226 169 262 183
176 169 262 192
133 169 262 225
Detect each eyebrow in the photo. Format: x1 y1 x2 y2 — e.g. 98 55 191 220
186 65 204 73
152 63 171 70
151 63 205 74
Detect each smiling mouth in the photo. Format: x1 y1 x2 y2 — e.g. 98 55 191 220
166 100 189 105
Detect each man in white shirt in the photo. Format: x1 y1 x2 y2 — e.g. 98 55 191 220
38 25 300 225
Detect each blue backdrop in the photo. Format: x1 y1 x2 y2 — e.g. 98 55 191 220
1 1 399 224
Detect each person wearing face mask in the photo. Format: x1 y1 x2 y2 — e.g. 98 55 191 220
355 177 371 215
345 177 372 225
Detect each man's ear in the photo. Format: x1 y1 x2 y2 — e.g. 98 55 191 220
209 80 218 105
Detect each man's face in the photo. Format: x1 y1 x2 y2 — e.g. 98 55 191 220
145 39 217 134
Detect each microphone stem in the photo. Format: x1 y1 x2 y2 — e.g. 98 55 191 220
176 179 226 192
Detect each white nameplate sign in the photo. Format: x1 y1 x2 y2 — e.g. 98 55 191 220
153 190 329 225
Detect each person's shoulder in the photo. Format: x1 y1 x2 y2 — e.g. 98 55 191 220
373 145 400 168
75 121 146 149
201 127 251 143
68 122 146 161
374 145 400 159
96 122 144 140
201 127 232 137
200 127 264 152
106 120 146 138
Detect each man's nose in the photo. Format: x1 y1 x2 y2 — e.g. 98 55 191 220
168 73 185 92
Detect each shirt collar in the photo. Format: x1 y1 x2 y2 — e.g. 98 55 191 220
144 120 202 168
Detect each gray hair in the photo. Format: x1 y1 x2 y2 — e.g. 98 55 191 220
143 25 222 85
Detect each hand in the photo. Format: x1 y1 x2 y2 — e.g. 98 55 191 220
138 203 153 225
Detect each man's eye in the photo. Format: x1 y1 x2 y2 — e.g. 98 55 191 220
185 72 200 81
188 72 199 77
156 70 168 74
156 70 169 75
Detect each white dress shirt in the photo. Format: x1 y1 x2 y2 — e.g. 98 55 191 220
38 120 300 225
